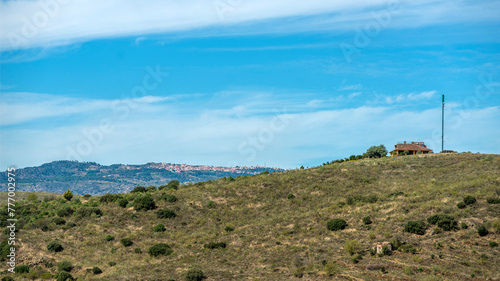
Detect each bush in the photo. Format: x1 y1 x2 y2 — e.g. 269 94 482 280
225 226 235 232
327 218 348 231
463 196 476 205
14 264 30 273
457 202 466 209
57 207 74 217
156 208 176 219
344 240 361 255
105 234 114 241
153 223 166 232
131 186 146 193
287 193 295 199
486 198 500 204
146 186 157 192
167 180 180 190
92 267 102 275
83 194 91 198
207 201 216 208
204 242 227 249
47 241 64 252
134 195 156 211
57 261 73 272
461 222 468 229
121 238 133 247
362 216 372 225
99 193 122 203
427 214 458 231
185 269 206 281
118 198 129 208
134 247 142 254
57 271 74 281
489 241 498 248
478 226 489 237
53 217 66 225
74 207 103 218
1 276 14 281
63 189 73 201
159 194 178 203
148 243 173 257
405 220 426 235
109 261 116 267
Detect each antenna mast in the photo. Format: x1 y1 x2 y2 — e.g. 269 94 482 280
441 95 445 152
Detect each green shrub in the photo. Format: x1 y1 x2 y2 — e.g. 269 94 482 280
146 186 157 192
185 269 206 281
478 226 489 236
57 271 74 281
327 218 348 231
63 189 73 201
207 201 216 208
105 234 114 241
57 207 74 217
352 254 362 264
92 267 102 275
14 264 30 273
118 198 129 208
405 220 426 235
427 214 458 231
204 242 227 249
461 222 468 229
159 180 180 191
121 238 133 247
134 195 156 211
362 216 372 225
57 260 73 272
74 207 103 218
131 186 146 193
47 241 64 252
225 226 235 232
108 261 116 267
463 196 476 205
53 217 66 225
489 241 498 248
344 240 361 255
1 276 15 281
83 194 91 198
457 202 466 209
486 198 500 204
134 247 142 254
287 193 295 199
159 194 178 203
148 243 173 257
156 208 176 219
153 223 166 232
99 193 122 203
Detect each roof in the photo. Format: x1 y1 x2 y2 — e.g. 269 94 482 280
391 144 433 152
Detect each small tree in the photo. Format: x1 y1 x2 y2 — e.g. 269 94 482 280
47 241 64 252
148 243 173 257
153 223 166 232
327 219 348 231
63 189 73 201
57 271 74 281
344 240 361 255
92 267 103 275
365 145 388 158
121 238 133 247
185 269 207 281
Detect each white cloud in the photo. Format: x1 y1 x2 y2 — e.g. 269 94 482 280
1 0 499 51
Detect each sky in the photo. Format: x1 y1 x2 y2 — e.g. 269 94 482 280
1 0 499 170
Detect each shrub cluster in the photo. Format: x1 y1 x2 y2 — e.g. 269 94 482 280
92 267 102 275
57 261 73 272
57 207 74 217
134 195 156 211
362 216 372 225
14 264 30 273
105 234 114 241
478 226 489 237
487 198 500 204
47 241 64 252
159 194 178 203
204 242 227 249
153 223 166 232
457 202 466 209
159 180 180 191
53 217 66 225
74 207 103 218
405 220 426 235
148 243 174 257
118 198 129 208
287 193 295 199
463 196 476 205
427 214 458 231
185 269 207 281
156 208 176 219
99 193 122 203
57 271 74 281
121 238 133 247
327 219 348 231
131 186 146 193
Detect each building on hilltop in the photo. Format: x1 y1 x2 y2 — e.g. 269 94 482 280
389 141 433 156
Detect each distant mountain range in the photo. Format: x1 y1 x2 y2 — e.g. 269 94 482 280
0 161 284 195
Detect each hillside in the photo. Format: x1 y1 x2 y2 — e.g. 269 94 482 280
0 161 283 195
1 153 499 280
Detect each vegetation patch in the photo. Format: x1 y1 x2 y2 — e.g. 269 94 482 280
204 242 227 249
405 220 426 235
327 219 348 231
148 243 174 257
156 208 176 219
427 214 458 231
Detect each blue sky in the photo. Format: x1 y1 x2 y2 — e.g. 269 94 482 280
1 0 499 170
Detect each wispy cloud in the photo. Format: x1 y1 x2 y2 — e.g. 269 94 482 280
1 0 499 51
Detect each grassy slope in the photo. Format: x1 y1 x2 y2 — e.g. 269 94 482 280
2 153 500 280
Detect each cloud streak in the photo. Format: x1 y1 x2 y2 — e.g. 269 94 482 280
1 0 499 51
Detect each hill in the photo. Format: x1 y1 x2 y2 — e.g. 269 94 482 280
0 161 284 195
1 153 499 280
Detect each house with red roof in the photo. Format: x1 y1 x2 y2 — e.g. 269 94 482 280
389 141 433 156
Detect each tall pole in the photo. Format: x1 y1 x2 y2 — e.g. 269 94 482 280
441 95 445 152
